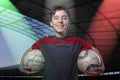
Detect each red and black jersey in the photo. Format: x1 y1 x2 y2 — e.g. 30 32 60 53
32 36 92 80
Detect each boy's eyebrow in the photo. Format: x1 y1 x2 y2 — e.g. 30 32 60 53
53 15 68 17
62 15 68 17
53 15 59 17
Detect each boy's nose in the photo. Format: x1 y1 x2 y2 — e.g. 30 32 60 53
58 18 63 23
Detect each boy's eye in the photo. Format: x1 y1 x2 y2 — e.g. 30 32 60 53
54 17 58 20
63 17 67 19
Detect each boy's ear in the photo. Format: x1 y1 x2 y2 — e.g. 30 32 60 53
50 22 53 27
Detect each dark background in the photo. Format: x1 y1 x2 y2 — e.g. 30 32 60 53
0 0 120 79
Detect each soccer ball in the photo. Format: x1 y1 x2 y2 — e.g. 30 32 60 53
77 50 101 73
23 49 45 72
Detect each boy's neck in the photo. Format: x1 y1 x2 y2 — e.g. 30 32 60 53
55 32 66 38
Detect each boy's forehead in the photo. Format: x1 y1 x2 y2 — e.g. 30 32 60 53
53 10 68 16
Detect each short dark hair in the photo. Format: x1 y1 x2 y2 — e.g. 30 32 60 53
50 5 70 21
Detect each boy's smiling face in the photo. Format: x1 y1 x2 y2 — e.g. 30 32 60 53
50 10 70 36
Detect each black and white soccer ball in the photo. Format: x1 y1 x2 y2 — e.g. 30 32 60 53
77 50 101 73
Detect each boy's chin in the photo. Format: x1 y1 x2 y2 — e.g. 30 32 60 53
57 31 65 34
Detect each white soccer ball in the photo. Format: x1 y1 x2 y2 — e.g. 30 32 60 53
77 50 101 73
23 49 45 72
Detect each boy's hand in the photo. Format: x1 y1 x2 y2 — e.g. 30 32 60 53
85 66 104 76
19 65 38 74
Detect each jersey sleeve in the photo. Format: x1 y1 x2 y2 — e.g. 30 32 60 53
31 39 42 50
80 38 92 51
